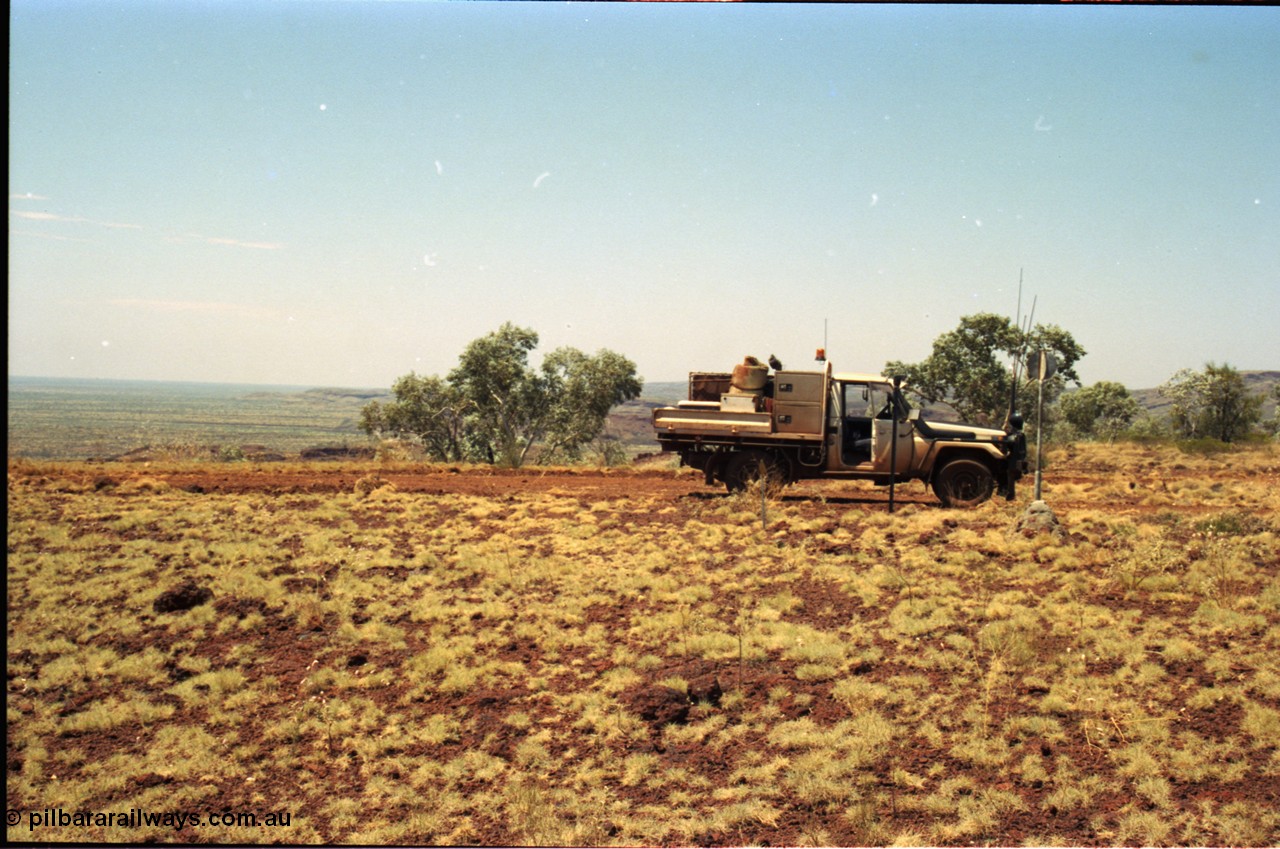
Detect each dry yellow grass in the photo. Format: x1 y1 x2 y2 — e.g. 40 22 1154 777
7 442 1280 845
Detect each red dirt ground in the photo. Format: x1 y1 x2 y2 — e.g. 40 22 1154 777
60 456 1280 515
8 455 1280 845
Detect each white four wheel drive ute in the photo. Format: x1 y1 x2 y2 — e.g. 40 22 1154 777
652 356 1028 508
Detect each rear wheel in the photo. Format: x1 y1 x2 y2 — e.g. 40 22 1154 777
932 458 996 508
723 451 787 495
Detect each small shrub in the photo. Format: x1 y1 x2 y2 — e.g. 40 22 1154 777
374 440 424 463
1193 511 1269 537
1175 438 1236 456
354 473 389 496
1108 536 1182 593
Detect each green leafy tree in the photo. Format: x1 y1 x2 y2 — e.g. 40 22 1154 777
447 323 549 467
539 347 644 462
885 312 1085 425
359 374 470 461
1159 368 1210 439
1270 383 1280 437
1162 363 1263 443
1200 363 1263 443
361 323 642 467
1058 381 1140 442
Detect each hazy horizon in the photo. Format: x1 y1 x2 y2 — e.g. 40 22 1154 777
11 368 1280 402
10 2 1279 390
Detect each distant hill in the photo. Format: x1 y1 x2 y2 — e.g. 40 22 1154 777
1129 370 1279 421
605 383 680 454
640 381 690 406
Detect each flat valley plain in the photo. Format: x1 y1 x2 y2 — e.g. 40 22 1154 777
5 377 383 461
7 443 1280 846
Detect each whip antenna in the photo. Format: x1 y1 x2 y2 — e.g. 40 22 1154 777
1004 271 1035 429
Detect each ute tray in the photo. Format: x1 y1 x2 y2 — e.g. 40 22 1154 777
653 406 773 436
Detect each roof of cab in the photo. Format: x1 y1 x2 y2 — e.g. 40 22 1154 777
832 372 892 383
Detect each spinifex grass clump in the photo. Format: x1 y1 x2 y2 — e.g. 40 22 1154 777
7 444 1280 846
1194 510 1272 538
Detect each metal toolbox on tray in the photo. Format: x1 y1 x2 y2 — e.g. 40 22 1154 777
774 402 823 434
773 371 825 404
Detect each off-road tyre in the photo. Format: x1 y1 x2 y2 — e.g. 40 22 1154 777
932 457 996 508
723 450 788 495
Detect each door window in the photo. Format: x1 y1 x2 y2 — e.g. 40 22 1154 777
844 383 892 419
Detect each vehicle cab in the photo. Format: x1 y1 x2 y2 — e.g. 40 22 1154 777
827 373 916 474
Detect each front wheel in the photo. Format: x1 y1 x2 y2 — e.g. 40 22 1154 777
932 458 995 508
723 451 788 495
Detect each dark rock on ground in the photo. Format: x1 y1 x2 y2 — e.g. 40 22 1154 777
153 580 213 614
628 685 691 727
688 674 723 706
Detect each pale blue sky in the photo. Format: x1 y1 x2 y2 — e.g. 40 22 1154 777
9 1 1279 390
